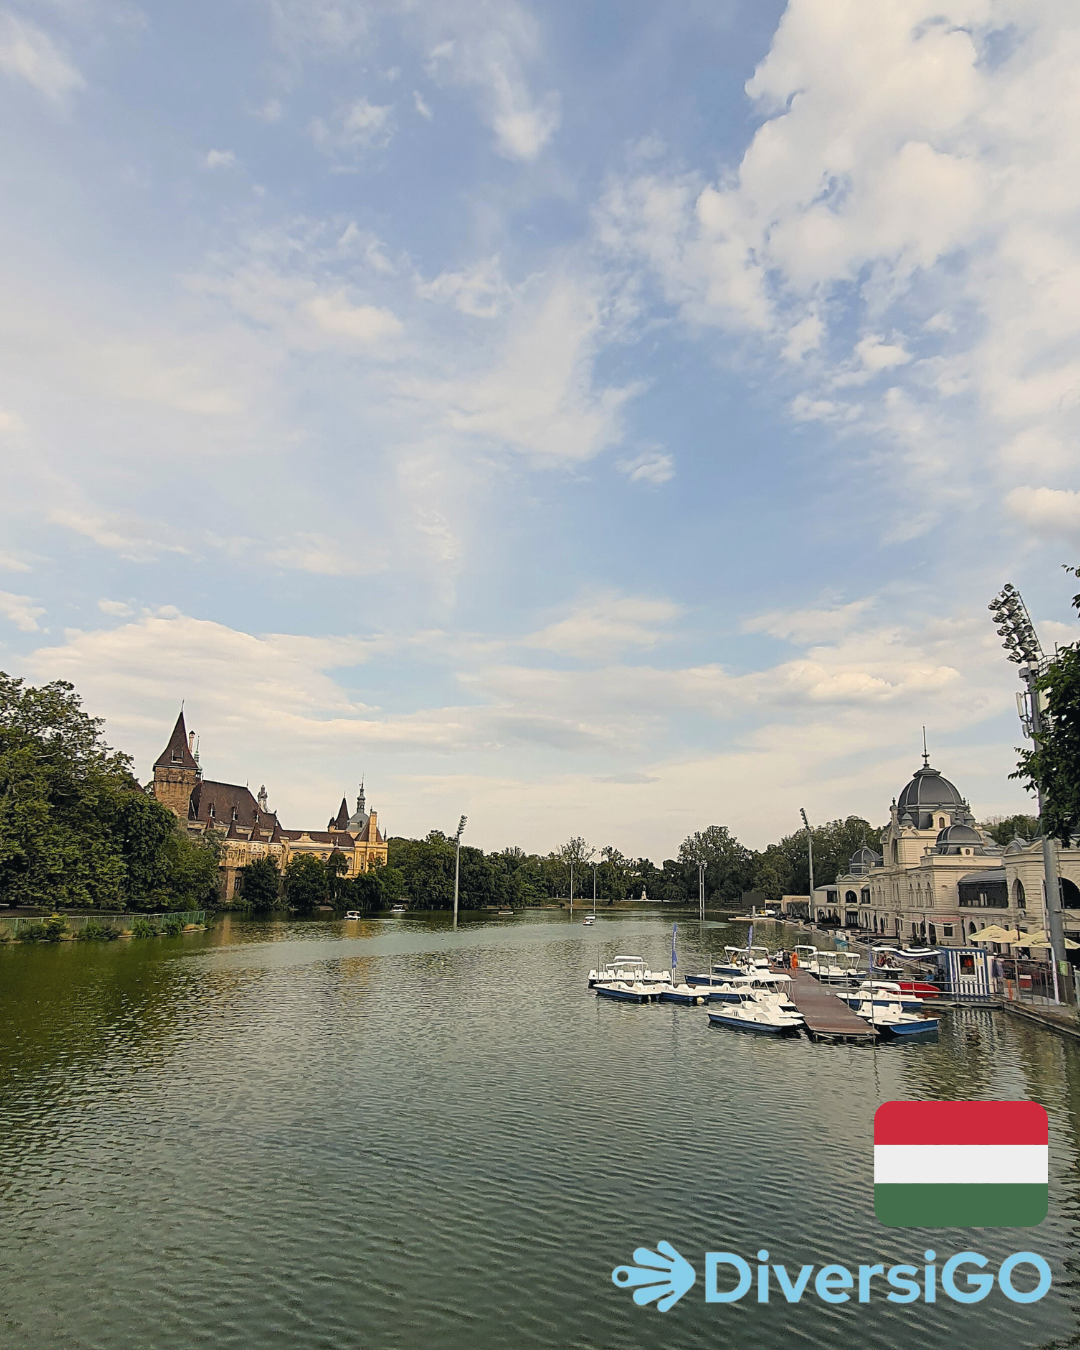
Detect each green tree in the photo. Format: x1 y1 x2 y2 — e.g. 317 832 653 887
678 825 756 907
0 673 219 911
751 816 879 901
1014 567 1080 844
239 855 282 912
325 851 349 908
282 853 327 913
979 814 1041 846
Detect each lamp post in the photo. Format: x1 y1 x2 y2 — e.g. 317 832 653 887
452 815 467 929
800 808 815 927
698 859 706 927
988 585 1066 1001
592 859 598 918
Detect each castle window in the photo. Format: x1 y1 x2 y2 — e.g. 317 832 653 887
939 818 945 829
943 925 954 937
1014 879 1026 908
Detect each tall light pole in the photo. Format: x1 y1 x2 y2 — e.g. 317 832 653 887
452 815 467 929
800 808 815 926
989 584 1066 1000
697 859 706 927
592 859 598 917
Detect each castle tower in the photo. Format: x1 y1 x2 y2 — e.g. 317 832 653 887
153 710 201 820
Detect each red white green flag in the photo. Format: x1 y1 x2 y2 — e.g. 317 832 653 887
874 1100 1048 1227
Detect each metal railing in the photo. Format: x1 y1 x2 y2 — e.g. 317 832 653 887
0 911 207 939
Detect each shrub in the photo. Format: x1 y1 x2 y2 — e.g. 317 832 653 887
20 922 49 942
160 915 184 937
43 914 67 942
76 920 121 941
130 917 156 938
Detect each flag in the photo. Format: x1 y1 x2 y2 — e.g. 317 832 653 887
671 924 678 970
874 1100 1048 1227
747 924 753 950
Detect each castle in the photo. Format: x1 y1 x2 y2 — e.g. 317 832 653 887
151 710 388 901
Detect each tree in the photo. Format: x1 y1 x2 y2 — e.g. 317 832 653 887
558 836 594 900
282 853 327 913
0 673 218 911
979 814 1041 847
751 816 880 901
325 851 349 908
239 855 281 912
678 825 756 907
1014 567 1080 845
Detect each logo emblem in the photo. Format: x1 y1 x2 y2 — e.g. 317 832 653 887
612 1241 696 1311
874 1100 1048 1227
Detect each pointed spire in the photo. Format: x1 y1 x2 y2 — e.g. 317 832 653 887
921 726 930 768
356 778 366 814
334 796 350 831
154 709 199 770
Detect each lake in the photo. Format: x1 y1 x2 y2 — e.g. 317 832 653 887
1 910 1078 1350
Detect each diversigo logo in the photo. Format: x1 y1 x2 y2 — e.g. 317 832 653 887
612 1099 1052 1314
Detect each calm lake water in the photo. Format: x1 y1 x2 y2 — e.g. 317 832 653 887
2 910 1078 1350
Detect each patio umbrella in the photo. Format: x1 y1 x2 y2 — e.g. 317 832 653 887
968 925 1021 943
1016 930 1080 950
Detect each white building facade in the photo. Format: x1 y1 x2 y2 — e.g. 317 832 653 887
811 756 1080 948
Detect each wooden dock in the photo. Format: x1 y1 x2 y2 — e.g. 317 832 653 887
790 971 878 1045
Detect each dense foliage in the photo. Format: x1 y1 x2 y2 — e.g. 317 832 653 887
1014 569 1080 845
980 814 1041 846
0 674 219 911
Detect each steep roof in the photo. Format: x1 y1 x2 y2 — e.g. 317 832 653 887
189 779 262 828
154 710 199 771
330 797 350 831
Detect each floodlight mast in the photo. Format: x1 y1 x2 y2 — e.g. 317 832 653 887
800 808 814 924
988 585 1066 997
452 815 467 929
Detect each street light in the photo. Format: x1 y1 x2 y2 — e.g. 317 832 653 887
800 808 815 927
452 815 467 928
988 585 1066 999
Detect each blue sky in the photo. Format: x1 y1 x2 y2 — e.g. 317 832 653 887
2 0 1079 856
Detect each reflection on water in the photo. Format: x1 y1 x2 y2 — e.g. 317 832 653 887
1 911 1078 1350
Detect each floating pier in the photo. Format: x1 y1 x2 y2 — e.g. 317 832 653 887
789 970 878 1045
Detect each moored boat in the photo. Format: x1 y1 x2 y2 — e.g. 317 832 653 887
708 995 804 1036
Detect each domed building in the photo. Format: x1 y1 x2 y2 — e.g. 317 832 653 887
812 749 1006 945
806 743 1080 948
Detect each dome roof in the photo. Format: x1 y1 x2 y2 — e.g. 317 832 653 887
897 764 964 816
935 823 981 846
848 845 881 875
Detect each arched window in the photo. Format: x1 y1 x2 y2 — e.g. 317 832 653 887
845 890 857 904
1062 878 1080 910
891 840 899 864
1013 878 1026 909
939 817 945 829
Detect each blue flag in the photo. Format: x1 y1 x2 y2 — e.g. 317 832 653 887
671 923 678 970
748 923 754 951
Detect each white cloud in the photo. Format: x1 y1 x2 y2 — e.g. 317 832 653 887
417 256 510 318
0 589 44 632
0 14 83 100
305 291 402 344
616 450 675 485
597 0 1080 546
413 89 432 119
205 149 236 169
312 98 394 157
425 7 559 161
1005 485 1080 539
97 599 133 616
406 277 638 463
0 551 30 572
50 508 192 562
744 597 876 644
524 592 683 656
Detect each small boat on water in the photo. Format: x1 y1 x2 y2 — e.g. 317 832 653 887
850 994 939 1041
390 904 408 914
594 957 665 1003
837 981 927 1014
583 915 595 926
658 983 710 1005
708 973 798 1013
588 956 671 987
708 994 804 1036
343 910 362 921
799 948 862 982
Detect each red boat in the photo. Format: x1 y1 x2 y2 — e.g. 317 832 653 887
897 980 941 999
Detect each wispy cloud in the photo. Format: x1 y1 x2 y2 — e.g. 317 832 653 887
0 14 83 101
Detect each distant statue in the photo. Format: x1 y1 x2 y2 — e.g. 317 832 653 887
641 886 647 901
257 785 268 814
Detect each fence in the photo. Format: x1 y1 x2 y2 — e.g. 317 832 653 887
0 911 207 940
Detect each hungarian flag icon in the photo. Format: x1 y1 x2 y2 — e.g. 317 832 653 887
874 1100 1048 1228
